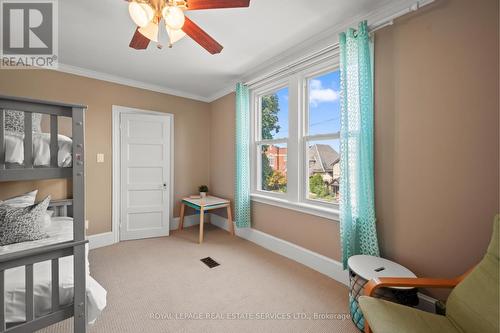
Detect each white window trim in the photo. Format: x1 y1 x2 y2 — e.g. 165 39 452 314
251 193 340 221
250 57 341 222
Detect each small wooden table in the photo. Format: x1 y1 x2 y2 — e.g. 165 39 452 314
179 196 235 243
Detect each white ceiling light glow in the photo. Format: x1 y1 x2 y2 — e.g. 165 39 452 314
166 26 186 45
138 22 159 42
128 2 155 28
162 6 185 30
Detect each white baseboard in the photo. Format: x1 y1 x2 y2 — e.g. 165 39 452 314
170 214 202 230
87 232 115 250
209 213 233 231
88 215 201 250
210 214 349 285
88 214 348 287
89 214 439 310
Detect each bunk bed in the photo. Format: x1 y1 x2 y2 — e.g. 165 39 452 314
0 95 105 332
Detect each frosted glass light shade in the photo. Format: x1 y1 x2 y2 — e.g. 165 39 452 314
166 26 186 45
138 22 159 42
129 2 154 28
162 6 185 30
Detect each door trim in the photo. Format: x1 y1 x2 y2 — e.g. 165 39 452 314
112 105 174 243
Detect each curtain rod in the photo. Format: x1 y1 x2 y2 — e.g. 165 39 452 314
244 0 435 88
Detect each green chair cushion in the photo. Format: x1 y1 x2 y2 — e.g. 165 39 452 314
446 215 499 333
359 296 459 333
359 216 500 333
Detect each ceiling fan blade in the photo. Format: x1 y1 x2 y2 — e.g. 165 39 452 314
129 28 150 49
186 0 250 10
182 17 223 54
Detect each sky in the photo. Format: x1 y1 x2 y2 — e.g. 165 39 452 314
266 70 341 152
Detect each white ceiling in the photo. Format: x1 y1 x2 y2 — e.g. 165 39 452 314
59 0 402 101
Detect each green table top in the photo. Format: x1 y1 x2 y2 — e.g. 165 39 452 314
182 196 230 210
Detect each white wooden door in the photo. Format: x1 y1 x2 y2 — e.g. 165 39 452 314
120 113 171 241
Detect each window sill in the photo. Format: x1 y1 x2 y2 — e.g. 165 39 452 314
250 193 340 222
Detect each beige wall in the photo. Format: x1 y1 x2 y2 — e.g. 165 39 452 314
374 0 499 279
209 93 236 202
209 0 499 277
0 69 211 235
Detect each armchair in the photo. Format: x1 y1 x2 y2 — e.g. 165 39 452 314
359 215 499 333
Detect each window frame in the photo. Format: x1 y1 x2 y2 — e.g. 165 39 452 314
250 57 341 221
300 63 341 210
251 78 291 201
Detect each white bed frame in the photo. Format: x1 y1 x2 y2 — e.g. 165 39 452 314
0 95 87 333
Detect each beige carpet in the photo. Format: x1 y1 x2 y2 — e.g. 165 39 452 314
39 225 359 333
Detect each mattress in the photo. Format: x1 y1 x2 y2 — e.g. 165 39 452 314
4 131 72 167
0 217 107 324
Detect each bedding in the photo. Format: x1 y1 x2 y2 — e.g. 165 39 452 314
0 190 53 231
0 196 50 246
0 216 73 255
0 190 37 208
0 217 107 324
4 130 72 167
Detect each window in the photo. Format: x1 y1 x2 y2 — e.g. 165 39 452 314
250 59 341 219
256 87 289 194
305 71 341 204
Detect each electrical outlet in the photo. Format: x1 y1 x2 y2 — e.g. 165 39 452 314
96 153 104 163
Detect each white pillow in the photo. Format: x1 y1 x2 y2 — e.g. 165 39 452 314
0 190 38 208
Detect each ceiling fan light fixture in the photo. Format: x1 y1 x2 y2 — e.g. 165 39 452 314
127 0 251 54
166 26 186 45
162 5 185 30
129 1 155 28
138 21 159 42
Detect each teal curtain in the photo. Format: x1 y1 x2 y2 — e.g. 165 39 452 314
235 83 251 228
339 21 380 268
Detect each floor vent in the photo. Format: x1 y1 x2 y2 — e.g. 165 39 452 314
201 257 220 268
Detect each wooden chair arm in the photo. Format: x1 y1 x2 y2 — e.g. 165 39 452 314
364 266 474 297
364 277 459 297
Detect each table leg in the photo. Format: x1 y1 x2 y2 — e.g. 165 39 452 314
226 205 235 236
179 203 185 230
199 208 205 244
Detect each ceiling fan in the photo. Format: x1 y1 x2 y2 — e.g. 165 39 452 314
126 0 250 54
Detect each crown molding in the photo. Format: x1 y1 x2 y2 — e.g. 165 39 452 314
51 0 432 104
53 63 211 103
206 84 237 103
207 0 434 102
